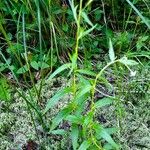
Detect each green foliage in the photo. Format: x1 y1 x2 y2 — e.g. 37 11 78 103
0 78 11 101
0 0 149 149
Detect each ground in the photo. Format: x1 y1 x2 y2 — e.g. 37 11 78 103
0 74 149 150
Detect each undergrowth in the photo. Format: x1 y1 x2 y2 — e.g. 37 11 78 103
0 0 150 149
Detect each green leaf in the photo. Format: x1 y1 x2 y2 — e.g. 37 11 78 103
100 129 118 149
95 97 113 108
48 63 71 80
78 24 97 39
126 0 150 29
17 64 29 74
76 84 91 100
82 11 93 26
40 62 50 69
119 57 138 66
105 128 118 135
50 129 67 135
109 38 115 61
84 0 94 8
69 1 78 24
50 107 72 131
68 53 78 76
94 124 119 149
43 87 72 114
77 69 96 77
103 143 114 150
65 115 82 124
78 140 90 150
0 63 7 72
83 111 94 127
0 78 11 101
71 124 79 150
31 61 39 70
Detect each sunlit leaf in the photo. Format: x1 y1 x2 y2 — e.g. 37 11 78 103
94 124 119 149
76 84 91 100
16 64 29 74
71 124 79 150
82 11 93 26
77 69 96 77
126 0 150 29
109 38 115 61
95 97 113 108
0 78 11 101
65 115 82 124
40 62 50 69
78 24 97 39
31 61 39 70
50 129 67 135
48 63 71 80
50 107 72 131
43 87 72 114
119 57 138 66
78 140 90 150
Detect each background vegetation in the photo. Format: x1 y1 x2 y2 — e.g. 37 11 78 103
0 0 149 149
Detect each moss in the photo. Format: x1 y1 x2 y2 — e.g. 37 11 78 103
0 75 149 149
0 112 15 135
0 77 70 150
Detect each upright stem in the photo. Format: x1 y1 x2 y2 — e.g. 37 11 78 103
73 0 83 96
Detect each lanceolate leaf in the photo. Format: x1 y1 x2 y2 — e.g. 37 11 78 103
50 129 67 135
109 38 115 62
71 124 79 150
77 69 96 77
94 124 119 149
76 84 91 100
119 57 138 66
69 0 78 24
31 61 39 70
50 107 72 131
48 63 71 80
81 11 93 26
95 97 113 108
43 87 72 114
126 0 150 29
78 24 97 39
78 140 91 150
17 64 29 74
65 115 82 124
0 78 11 101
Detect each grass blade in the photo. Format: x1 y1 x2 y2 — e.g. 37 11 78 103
126 0 150 29
43 87 72 114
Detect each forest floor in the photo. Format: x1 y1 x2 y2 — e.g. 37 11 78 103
0 70 150 150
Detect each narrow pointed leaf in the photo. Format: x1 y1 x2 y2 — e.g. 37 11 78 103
77 69 96 77
82 11 93 26
51 107 72 131
43 87 71 114
119 57 138 66
71 124 79 150
78 24 97 39
48 63 71 80
94 124 119 149
76 84 91 99
95 97 113 108
78 140 90 150
65 115 82 124
126 0 150 29
109 38 115 61
17 64 29 74
50 129 67 135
